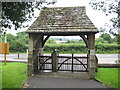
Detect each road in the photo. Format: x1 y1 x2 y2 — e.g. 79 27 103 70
0 54 119 64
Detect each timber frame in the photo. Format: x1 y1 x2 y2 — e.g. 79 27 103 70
26 6 99 79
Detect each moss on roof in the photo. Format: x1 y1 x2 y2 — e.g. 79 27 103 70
26 6 98 33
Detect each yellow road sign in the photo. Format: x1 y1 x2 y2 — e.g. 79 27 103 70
0 43 9 54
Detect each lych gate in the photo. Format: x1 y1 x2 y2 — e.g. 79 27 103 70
38 53 89 72
26 6 99 79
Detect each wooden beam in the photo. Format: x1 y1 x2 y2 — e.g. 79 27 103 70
79 34 89 48
28 34 44 74
87 33 96 79
34 35 43 48
42 35 50 47
28 33 34 76
88 33 95 49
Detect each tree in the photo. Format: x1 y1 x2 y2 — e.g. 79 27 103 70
46 39 56 44
67 40 79 43
90 0 120 34
16 32 29 45
0 34 3 43
5 32 29 52
1 1 56 33
7 33 16 42
113 34 120 44
99 33 112 43
95 37 108 44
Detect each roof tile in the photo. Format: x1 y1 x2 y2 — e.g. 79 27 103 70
26 6 98 33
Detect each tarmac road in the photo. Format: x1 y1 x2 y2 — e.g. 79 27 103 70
0 54 119 64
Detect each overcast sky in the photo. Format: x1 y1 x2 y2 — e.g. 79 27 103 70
6 0 116 39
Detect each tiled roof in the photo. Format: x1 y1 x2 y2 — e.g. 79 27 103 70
26 6 98 33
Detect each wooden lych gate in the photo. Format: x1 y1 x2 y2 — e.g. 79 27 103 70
26 6 99 79
38 53 88 72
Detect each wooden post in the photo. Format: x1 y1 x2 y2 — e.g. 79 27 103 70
28 33 44 76
18 53 19 58
52 50 58 72
71 54 74 72
88 33 96 79
4 43 7 65
27 34 34 76
4 54 6 65
37 36 44 72
95 55 98 72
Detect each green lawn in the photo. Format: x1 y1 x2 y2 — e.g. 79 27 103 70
0 63 2 89
1 62 119 89
95 68 119 89
2 62 27 88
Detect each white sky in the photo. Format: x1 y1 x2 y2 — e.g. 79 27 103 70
7 0 117 39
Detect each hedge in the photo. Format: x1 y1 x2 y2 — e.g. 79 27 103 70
43 43 119 54
95 43 119 54
9 43 119 54
44 43 87 54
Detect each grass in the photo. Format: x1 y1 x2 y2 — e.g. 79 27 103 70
0 63 2 89
95 68 119 89
2 62 27 88
1 62 119 89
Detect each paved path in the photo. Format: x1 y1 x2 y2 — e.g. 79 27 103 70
24 72 111 88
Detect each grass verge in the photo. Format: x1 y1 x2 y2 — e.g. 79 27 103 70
2 63 119 89
95 68 119 88
2 62 27 88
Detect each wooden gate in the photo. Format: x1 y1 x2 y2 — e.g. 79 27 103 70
38 56 52 71
38 54 88 72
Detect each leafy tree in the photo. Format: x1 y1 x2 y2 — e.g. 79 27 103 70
113 34 120 44
79 40 85 44
0 35 4 43
7 34 16 42
67 40 82 44
46 39 56 44
5 32 29 52
16 32 29 45
95 37 108 44
99 33 112 43
1 1 56 32
90 0 120 34
67 40 76 43
10 40 28 52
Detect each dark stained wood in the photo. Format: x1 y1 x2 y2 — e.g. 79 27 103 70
79 34 89 48
27 32 97 36
51 50 58 72
88 33 95 49
42 35 50 47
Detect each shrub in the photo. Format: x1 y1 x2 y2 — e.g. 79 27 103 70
44 44 87 54
43 43 119 54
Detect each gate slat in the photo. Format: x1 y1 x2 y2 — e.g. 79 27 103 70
38 55 88 72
